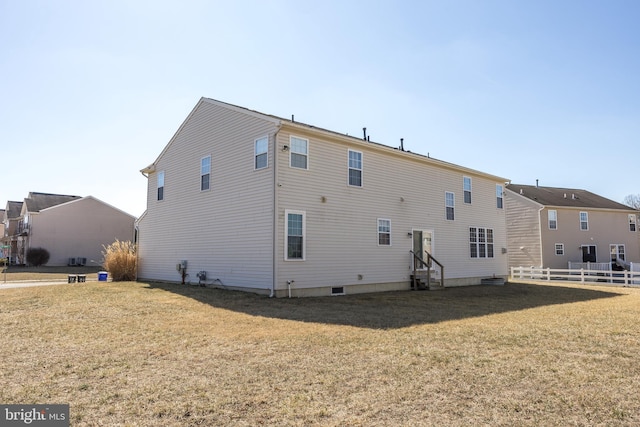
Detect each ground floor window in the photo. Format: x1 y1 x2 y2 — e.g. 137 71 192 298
555 243 564 255
470 227 494 258
378 218 391 246
285 210 305 260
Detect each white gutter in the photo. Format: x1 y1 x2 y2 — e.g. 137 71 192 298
537 206 545 267
270 124 282 297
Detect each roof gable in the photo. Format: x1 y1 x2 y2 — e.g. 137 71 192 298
506 184 632 210
5 201 23 218
23 192 82 213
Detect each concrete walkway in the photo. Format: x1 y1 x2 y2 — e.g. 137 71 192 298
0 279 101 289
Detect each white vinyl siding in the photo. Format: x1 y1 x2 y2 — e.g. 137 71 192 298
201 156 211 191
255 136 268 170
157 171 164 201
580 211 588 230
377 218 391 246
463 176 472 204
445 192 455 220
290 136 308 169
285 210 305 260
548 210 557 230
348 149 363 187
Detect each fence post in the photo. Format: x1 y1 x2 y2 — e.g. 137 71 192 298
580 268 584 284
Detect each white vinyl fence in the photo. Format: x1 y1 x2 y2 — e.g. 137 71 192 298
511 266 640 287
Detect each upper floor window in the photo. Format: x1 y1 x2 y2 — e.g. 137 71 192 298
201 156 211 191
496 184 504 209
579 211 588 231
157 171 165 201
470 227 494 258
348 150 363 187
377 218 391 246
630 214 637 232
290 136 308 169
445 192 455 220
463 177 472 204
548 210 557 230
255 137 268 170
285 210 305 260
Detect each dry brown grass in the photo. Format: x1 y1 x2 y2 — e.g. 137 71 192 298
1 281 639 426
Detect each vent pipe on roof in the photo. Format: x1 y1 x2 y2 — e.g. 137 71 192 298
520 189 523 195
400 138 404 151
536 179 539 188
363 127 367 141
291 114 294 122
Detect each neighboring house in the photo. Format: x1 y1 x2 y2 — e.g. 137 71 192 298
2 201 24 264
4 192 136 266
137 97 509 297
505 183 640 270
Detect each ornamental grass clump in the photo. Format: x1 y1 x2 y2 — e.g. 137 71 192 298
102 240 137 281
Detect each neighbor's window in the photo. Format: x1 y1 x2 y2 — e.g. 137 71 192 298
463 177 472 204
285 210 305 260
255 137 268 170
555 243 564 255
445 192 455 220
470 227 494 258
290 136 308 169
630 214 637 232
201 156 211 191
496 184 504 209
548 210 557 230
378 218 391 246
157 171 165 201
348 149 363 187
580 211 588 230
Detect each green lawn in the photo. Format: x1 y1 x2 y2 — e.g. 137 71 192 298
1 280 639 426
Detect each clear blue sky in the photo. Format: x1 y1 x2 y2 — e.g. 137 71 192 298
2 0 639 217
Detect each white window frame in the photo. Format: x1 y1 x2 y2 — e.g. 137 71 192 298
470 227 494 259
610 244 626 262
630 214 637 232
348 149 363 187
548 210 557 230
377 218 391 246
555 243 564 256
445 192 455 221
201 156 211 191
463 176 472 204
285 210 306 261
157 171 165 201
254 136 268 170
496 184 504 209
579 211 588 231
289 136 308 170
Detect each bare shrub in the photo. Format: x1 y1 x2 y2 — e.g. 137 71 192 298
102 240 137 281
26 247 50 266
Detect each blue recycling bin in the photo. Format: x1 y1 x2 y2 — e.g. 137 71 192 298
98 271 108 282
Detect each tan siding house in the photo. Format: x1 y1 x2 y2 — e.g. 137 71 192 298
10 193 136 266
138 98 509 297
505 184 640 270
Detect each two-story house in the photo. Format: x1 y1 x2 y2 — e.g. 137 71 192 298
137 97 509 297
2 201 25 264
505 183 640 270
4 192 136 266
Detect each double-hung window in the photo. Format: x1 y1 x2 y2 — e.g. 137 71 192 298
470 227 494 258
290 136 308 169
255 137 268 170
548 210 557 230
496 185 504 209
630 214 637 232
555 243 564 255
285 210 305 260
445 192 455 220
378 219 391 246
201 156 211 191
157 171 165 201
348 150 363 187
463 177 472 204
580 211 588 230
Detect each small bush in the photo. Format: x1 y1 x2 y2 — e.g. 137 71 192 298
26 247 50 266
102 240 137 281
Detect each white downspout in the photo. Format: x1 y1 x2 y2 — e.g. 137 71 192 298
537 206 545 268
270 124 282 297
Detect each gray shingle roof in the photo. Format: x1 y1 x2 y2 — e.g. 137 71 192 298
23 192 81 213
506 184 633 210
5 201 23 218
